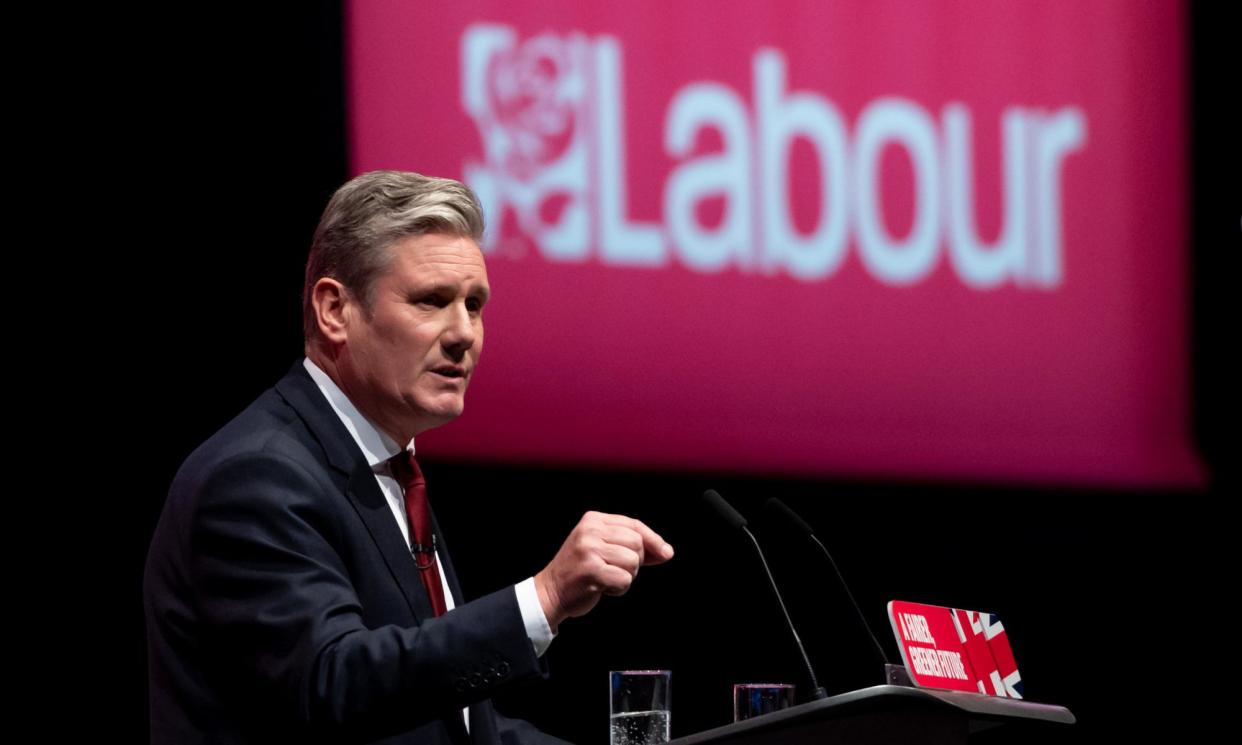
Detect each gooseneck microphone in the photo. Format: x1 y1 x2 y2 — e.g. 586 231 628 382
701 490 828 701
765 497 892 668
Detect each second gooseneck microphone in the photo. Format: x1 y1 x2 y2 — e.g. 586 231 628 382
766 497 892 669
702 489 828 701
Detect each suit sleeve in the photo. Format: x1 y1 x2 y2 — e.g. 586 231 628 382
183 448 545 740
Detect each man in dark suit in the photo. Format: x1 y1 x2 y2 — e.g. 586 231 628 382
144 170 674 744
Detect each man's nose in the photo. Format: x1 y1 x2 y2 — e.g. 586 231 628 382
441 302 477 356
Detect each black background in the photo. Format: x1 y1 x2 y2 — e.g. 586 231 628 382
78 2 1236 742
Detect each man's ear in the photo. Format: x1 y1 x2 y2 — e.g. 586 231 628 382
310 277 352 345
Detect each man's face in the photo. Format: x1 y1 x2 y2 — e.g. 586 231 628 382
338 232 490 442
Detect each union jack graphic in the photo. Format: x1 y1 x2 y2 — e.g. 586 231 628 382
952 609 1024 699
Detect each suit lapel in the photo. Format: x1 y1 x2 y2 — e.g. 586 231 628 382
275 361 437 623
430 504 465 607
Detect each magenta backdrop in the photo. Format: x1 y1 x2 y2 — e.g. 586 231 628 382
347 0 1200 487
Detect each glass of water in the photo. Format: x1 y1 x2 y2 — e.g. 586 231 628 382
732 683 795 721
610 670 671 745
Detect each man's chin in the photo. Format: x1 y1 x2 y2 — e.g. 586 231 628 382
419 398 466 425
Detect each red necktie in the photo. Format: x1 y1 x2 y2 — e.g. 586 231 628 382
390 452 448 617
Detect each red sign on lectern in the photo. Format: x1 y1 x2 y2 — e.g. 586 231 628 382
888 600 1024 698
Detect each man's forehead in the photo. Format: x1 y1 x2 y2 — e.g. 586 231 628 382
385 233 489 286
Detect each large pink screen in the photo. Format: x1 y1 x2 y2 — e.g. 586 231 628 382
347 0 1201 487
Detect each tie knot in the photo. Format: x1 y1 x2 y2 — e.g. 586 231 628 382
388 451 423 490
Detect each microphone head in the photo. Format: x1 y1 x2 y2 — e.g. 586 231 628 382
766 497 815 536
702 489 748 531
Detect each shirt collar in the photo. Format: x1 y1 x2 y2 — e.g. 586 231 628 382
303 357 415 470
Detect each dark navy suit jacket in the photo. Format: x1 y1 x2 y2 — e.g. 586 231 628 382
145 362 569 745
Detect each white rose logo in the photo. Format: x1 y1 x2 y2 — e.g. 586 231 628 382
463 25 592 257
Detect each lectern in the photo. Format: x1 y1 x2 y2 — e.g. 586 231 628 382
670 685 1074 745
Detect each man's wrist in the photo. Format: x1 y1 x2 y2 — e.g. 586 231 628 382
533 570 566 632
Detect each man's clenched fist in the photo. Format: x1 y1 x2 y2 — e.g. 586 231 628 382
534 512 674 631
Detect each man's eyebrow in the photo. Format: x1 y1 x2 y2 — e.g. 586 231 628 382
410 282 490 301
